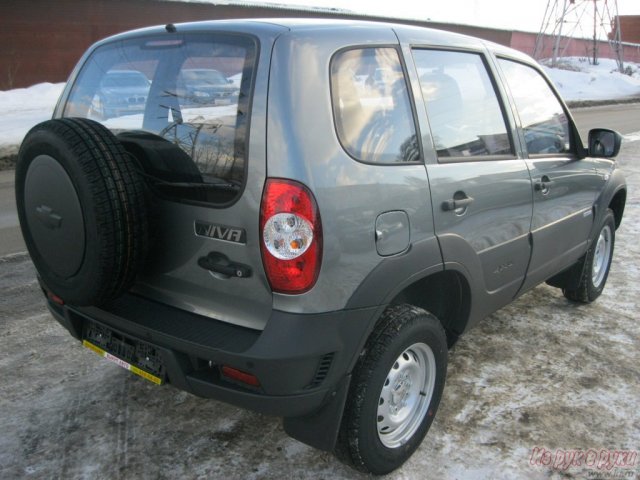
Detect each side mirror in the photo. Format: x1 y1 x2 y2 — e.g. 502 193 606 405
588 128 622 158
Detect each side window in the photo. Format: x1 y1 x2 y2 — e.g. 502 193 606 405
498 59 572 155
330 48 419 164
413 49 512 159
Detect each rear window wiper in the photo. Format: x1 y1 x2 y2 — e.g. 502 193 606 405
154 180 240 191
137 170 241 191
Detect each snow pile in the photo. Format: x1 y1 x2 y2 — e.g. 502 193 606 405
543 57 640 102
0 83 65 158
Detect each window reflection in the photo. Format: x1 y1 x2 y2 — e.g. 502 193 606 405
498 59 571 155
414 50 512 159
63 34 254 203
331 48 419 164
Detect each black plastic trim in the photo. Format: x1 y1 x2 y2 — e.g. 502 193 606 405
44 291 377 421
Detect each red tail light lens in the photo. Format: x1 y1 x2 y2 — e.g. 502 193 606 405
221 365 260 387
260 178 322 294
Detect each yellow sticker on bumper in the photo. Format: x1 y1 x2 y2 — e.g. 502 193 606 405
82 340 163 385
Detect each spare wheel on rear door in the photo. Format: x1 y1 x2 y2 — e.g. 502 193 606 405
15 118 148 306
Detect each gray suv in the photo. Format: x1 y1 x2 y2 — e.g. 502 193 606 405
15 19 626 474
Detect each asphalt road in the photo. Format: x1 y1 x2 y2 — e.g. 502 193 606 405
1 110 639 479
571 102 640 140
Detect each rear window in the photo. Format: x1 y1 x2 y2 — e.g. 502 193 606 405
330 47 419 164
64 33 257 204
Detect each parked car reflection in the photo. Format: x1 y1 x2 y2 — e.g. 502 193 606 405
177 68 239 106
90 70 150 119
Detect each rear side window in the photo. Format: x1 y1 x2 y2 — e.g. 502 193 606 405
498 59 572 155
64 33 257 204
331 48 419 164
413 49 512 159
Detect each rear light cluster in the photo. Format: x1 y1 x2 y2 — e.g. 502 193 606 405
259 178 322 294
46 290 65 305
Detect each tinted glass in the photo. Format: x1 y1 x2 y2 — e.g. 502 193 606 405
331 48 419 164
498 59 571 155
64 34 256 204
413 50 512 159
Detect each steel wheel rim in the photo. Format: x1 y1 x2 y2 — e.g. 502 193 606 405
377 342 436 448
592 225 612 288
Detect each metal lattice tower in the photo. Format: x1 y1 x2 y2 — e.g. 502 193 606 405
534 0 624 71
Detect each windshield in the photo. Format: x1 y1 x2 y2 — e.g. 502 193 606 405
63 33 256 204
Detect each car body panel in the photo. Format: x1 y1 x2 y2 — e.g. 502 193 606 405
266 25 440 313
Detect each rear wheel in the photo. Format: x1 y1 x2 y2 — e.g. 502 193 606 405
335 304 447 475
563 209 616 303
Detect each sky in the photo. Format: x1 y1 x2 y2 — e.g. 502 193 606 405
218 0 640 36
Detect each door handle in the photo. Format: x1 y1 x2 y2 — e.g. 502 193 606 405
198 252 252 279
534 175 554 194
441 195 474 212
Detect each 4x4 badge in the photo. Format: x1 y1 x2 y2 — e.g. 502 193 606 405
194 221 246 244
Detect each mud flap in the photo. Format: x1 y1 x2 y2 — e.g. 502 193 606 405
282 374 351 452
546 253 587 290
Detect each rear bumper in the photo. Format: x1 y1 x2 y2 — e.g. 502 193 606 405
46 292 377 418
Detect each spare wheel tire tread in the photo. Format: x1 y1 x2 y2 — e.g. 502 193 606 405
64 118 148 298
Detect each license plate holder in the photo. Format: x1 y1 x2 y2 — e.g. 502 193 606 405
82 321 166 385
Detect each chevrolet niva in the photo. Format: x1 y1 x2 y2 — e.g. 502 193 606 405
16 19 626 474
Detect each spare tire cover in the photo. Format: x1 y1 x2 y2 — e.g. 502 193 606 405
15 118 148 306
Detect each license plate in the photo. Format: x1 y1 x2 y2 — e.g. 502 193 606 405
82 321 166 385
83 340 164 385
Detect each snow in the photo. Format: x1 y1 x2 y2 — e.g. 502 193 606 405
0 83 65 158
542 57 640 102
1 56 639 158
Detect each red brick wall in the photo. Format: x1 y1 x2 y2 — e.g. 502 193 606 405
614 16 640 44
2 0 274 90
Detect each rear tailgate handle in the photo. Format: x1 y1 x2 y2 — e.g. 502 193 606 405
198 252 252 279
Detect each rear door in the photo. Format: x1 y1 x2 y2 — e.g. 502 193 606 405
496 58 602 292
411 48 533 313
61 27 286 330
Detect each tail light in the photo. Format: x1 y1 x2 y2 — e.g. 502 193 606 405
260 178 322 294
221 365 260 388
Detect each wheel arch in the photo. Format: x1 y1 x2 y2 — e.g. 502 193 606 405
609 187 626 229
387 270 472 347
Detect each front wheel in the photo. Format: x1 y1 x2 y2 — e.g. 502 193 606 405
335 304 447 475
563 208 616 303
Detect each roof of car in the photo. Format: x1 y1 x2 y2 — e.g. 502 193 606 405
91 18 532 64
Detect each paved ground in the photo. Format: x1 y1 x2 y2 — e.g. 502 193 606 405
1 137 639 479
572 103 640 141
0 170 24 257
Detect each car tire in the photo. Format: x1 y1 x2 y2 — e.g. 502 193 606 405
15 118 148 306
563 208 616 303
335 304 447 475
